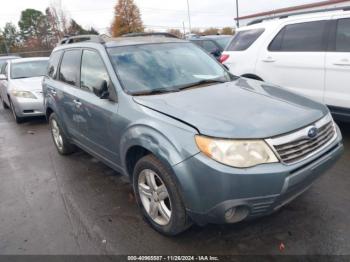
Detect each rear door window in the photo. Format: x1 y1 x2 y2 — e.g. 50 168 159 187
47 50 63 79
269 20 327 52
59 49 82 87
227 29 265 51
335 18 350 52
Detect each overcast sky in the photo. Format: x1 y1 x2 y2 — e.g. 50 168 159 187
0 0 322 33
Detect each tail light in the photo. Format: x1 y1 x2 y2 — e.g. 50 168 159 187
219 54 229 63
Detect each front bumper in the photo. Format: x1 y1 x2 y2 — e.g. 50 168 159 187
11 96 45 117
172 126 343 225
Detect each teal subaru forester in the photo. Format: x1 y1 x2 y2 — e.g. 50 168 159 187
43 34 343 235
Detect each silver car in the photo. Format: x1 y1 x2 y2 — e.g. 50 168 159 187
0 57 49 123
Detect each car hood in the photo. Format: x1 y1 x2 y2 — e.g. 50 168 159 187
133 78 329 138
11 77 43 92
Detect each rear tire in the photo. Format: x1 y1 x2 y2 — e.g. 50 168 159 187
133 154 192 236
49 113 76 155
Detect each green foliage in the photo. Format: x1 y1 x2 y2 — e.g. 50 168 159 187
18 9 45 39
67 19 99 35
0 23 19 53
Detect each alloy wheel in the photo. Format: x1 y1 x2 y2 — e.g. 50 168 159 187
138 169 172 226
51 119 64 151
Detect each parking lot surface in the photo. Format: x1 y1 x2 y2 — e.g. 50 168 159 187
0 104 349 255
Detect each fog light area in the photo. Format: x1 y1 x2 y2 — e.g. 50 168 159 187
224 206 249 223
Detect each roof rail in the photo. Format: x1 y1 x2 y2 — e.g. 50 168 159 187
58 34 106 45
122 32 179 38
247 6 350 26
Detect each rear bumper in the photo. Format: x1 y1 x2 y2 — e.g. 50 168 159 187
173 127 343 225
12 96 45 117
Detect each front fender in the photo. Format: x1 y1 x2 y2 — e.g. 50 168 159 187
120 120 199 171
120 105 199 171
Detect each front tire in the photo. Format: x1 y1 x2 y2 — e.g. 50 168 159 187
133 155 192 235
49 113 76 155
1 97 9 109
9 99 23 124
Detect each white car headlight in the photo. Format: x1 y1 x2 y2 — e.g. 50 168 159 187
195 135 279 168
12 90 36 99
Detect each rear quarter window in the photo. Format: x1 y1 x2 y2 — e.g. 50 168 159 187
335 18 350 52
268 20 328 52
227 28 265 51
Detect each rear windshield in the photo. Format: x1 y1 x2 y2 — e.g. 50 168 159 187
11 60 48 79
215 37 233 49
227 29 265 51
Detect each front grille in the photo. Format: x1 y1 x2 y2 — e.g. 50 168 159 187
267 114 337 165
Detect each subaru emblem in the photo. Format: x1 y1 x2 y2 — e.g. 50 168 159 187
308 127 318 139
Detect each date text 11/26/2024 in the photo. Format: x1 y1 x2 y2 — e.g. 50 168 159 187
127 256 219 261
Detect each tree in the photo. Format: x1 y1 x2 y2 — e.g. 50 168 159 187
67 19 86 35
88 27 99 35
111 0 144 37
67 19 99 35
0 34 7 54
221 27 235 35
48 1 70 36
190 28 203 35
202 27 220 35
18 9 45 40
1 23 20 53
167 29 183 38
45 7 63 43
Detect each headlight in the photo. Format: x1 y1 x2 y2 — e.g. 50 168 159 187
195 135 278 168
12 90 36 99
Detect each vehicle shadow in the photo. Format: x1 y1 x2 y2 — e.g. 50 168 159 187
337 120 350 136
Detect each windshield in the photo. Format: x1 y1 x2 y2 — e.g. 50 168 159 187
215 37 233 49
11 60 48 79
108 42 230 95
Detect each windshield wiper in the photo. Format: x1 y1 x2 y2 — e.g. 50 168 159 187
13 76 30 79
178 79 227 91
132 88 180 96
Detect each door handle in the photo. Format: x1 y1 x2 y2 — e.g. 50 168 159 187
262 56 276 63
73 99 82 108
333 63 350 66
333 58 350 66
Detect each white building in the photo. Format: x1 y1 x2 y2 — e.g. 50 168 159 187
236 0 350 26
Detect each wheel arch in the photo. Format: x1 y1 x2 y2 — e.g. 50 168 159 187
46 107 54 121
120 124 195 179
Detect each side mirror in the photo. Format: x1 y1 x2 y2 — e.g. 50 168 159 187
93 80 109 99
0 74 7 80
211 48 221 57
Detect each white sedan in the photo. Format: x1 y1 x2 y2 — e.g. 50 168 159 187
0 57 49 123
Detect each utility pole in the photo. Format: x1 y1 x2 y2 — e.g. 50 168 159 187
187 0 192 33
182 21 186 38
236 0 240 28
